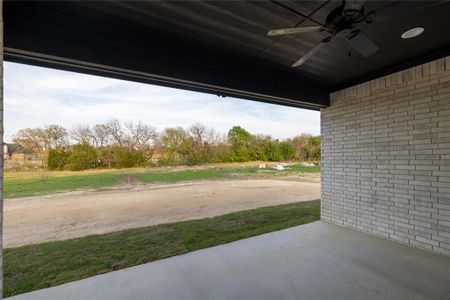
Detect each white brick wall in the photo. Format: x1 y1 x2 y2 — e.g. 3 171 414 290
321 56 450 255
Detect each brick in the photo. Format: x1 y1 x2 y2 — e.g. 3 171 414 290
322 56 450 255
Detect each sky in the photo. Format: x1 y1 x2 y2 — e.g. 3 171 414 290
4 62 320 142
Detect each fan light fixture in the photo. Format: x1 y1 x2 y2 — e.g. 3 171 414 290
401 27 424 39
267 1 437 68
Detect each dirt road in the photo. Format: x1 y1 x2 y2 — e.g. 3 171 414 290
5 176 320 247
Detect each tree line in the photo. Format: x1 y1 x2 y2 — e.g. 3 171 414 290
11 121 320 171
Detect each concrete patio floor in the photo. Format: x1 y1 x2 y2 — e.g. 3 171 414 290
8 221 450 300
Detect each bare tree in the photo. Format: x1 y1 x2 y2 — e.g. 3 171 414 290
189 123 220 146
105 120 125 146
189 123 207 147
13 125 68 154
12 125 68 162
12 128 47 155
125 121 157 150
92 124 110 147
289 134 312 160
205 128 221 146
70 125 93 145
44 125 68 149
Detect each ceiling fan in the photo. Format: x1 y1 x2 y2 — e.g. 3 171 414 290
267 0 433 67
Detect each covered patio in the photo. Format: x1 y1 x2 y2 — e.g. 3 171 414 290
7 221 450 299
2 0 450 299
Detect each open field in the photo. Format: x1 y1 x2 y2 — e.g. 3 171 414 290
4 163 320 199
4 200 320 298
5 163 320 297
5 176 320 247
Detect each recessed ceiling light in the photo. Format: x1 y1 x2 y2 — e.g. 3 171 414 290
401 27 424 39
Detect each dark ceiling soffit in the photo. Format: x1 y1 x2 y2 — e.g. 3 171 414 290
5 48 328 111
333 46 450 92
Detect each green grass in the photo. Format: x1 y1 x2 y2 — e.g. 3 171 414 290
285 164 320 173
4 164 320 199
4 200 320 297
4 173 123 199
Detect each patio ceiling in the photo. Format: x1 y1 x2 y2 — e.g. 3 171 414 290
4 1 450 109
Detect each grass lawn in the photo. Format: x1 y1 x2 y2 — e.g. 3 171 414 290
5 200 320 297
4 164 320 199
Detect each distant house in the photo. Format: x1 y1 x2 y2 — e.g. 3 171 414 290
3 143 35 161
3 143 43 171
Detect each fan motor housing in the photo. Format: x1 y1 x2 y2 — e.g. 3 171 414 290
325 3 363 34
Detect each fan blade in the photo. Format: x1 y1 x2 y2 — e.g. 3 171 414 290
292 38 329 67
267 26 323 36
344 0 366 16
348 31 379 57
374 1 447 21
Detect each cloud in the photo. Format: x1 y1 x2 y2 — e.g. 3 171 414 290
4 62 320 142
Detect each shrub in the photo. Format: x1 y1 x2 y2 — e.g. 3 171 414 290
47 148 70 170
263 141 282 161
99 147 146 169
280 141 294 160
116 149 146 168
66 144 99 171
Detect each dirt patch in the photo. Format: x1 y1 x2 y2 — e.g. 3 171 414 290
4 175 320 248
